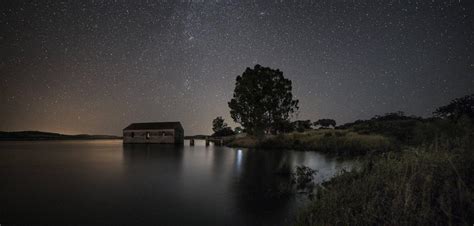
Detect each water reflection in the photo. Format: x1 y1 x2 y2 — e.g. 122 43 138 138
122 143 185 191
236 149 243 172
229 149 295 225
0 140 355 225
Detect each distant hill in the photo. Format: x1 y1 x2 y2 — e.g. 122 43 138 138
0 131 121 141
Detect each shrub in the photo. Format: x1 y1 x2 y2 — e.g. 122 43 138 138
296 121 474 226
296 147 474 225
228 130 393 155
212 127 235 137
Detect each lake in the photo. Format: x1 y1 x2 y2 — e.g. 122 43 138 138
0 140 355 225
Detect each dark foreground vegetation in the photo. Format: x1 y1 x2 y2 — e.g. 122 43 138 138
227 129 394 156
295 95 474 225
0 131 121 141
220 65 472 225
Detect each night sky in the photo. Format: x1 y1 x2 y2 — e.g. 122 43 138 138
1 0 473 135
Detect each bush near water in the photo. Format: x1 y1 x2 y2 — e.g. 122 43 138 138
295 116 474 225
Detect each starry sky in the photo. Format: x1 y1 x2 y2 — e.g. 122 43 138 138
1 0 473 135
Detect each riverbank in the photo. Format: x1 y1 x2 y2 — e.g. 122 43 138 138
224 116 473 225
226 129 395 156
295 118 474 225
296 142 473 225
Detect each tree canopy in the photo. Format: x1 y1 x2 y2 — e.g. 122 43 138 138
314 119 336 128
371 111 418 121
293 120 312 132
212 116 228 133
211 116 234 137
228 65 299 135
434 94 474 120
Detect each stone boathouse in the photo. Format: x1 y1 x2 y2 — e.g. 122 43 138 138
123 122 184 144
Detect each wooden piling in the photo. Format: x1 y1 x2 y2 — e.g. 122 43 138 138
190 139 194 146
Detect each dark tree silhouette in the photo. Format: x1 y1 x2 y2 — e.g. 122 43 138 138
275 120 295 133
212 116 228 133
372 111 411 121
434 94 474 119
228 65 299 135
314 119 336 128
212 127 235 137
212 116 234 137
292 120 312 132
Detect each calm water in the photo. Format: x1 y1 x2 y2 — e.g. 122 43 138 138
0 140 354 225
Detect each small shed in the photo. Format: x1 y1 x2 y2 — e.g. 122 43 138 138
123 122 184 144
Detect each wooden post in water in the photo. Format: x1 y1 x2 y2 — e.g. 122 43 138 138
190 139 194 146
205 139 210 146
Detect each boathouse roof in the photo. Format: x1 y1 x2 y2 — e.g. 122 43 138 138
123 122 183 131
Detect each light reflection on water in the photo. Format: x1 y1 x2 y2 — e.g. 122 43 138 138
236 149 243 172
0 140 355 225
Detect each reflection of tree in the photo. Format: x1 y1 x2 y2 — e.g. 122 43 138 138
231 150 296 225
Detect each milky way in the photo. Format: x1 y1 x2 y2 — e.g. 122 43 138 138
1 0 473 135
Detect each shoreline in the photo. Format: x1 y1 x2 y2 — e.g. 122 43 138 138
0 131 122 141
0 137 123 141
223 129 395 156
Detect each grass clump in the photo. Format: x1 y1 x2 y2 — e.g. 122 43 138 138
227 129 394 156
296 118 474 225
296 147 473 225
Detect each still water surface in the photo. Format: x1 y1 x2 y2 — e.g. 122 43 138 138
0 140 355 225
